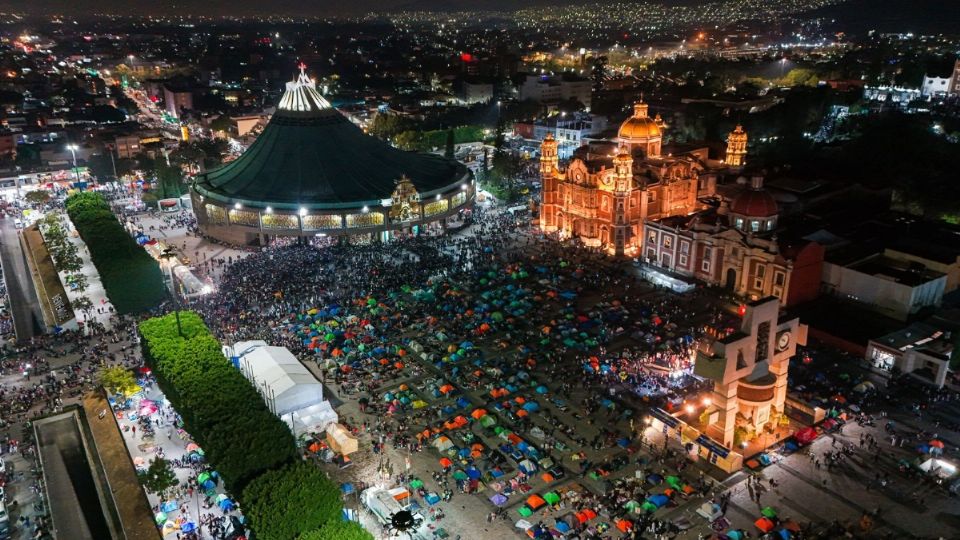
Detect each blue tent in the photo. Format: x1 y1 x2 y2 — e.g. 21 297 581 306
522 401 540 412
456 397 470 408
201 479 215 490
554 521 571 533
218 499 234 512
341 483 355 495
535 386 548 394
648 494 669 508
466 467 481 479
646 473 663 485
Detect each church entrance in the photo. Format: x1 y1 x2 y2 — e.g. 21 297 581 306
725 268 738 291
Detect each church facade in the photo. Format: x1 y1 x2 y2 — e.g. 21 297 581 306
538 100 716 256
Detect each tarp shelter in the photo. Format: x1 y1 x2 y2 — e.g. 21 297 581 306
794 427 818 445
284 401 338 436
755 517 775 533
230 340 336 435
325 423 359 455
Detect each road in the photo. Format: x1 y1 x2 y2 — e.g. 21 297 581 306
0 218 44 341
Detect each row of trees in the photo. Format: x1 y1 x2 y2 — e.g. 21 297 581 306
139 312 372 540
36 212 94 318
65 193 166 314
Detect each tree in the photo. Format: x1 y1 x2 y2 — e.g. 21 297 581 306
69 272 88 293
98 365 138 395
242 462 342 540
154 163 184 199
299 521 373 540
444 129 455 158
139 457 178 496
24 190 51 205
73 295 94 317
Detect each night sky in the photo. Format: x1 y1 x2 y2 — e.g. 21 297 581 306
0 0 592 16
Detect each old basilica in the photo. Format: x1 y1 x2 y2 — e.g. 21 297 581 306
539 100 824 307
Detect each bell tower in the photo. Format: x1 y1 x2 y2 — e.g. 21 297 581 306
539 134 561 232
611 147 633 256
725 124 748 167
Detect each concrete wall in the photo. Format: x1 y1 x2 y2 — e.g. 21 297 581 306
822 261 946 320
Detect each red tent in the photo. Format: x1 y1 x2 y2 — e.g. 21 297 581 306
755 517 775 533
794 427 818 445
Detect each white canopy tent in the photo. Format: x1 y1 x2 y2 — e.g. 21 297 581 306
226 340 338 435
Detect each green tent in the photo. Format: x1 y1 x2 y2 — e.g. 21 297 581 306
197 472 212 485
761 507 777 518
641 501 657 513
666 476 682 489
624 500 639 511
453 470 468 481
410 479 424 489
517 506 533 517
543 492 560 505
480 415 497 428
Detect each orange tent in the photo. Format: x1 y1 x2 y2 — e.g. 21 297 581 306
394 362 404 369
471 408 488 419
308 441 322 453
379 358 389 365
471 443 484 451
440 384 455 394
526 495 546 510
515 396 526 405
582 509 597 520
397 349 407 357
754 517 775 533
517 410 529 418
616 520 633 532
399 384 409 391
332 348 343 357
507 433 523 445
541 473 554 483
470 450 482 458
439 457 453 468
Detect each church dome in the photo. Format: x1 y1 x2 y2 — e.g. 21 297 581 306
618 102 662 141
730 177 778 218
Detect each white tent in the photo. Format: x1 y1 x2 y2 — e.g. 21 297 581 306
284 401 339 437
228 341 336 435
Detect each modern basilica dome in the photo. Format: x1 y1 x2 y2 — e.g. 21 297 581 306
191 65 474 245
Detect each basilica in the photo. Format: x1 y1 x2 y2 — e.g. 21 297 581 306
539 100 824 307
539 100 716 256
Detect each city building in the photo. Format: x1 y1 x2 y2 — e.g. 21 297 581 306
822 252 947 321
192 65 474 246
921 58 960 98
162 83 194 119
458 78 494 104
531 113 608 159
538 99 716 256
695 297 807 450
866 322 954 387
113 134 141 159
518 73 592 108
0 131 16 160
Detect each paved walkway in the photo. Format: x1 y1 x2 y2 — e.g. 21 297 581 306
60 214 115 330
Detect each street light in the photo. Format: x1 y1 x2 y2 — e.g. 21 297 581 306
66 144 81 185
159 247 183 338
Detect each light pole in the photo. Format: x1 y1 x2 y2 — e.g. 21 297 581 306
159 247 183 337
66 144 81 185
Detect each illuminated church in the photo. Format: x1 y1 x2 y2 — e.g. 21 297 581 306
539 100 717 256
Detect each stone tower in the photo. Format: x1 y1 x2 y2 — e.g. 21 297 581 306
539 133 560 232
725 124 748 167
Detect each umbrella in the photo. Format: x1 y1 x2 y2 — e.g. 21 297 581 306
197 472 212 485
181 522 197 533
161 521 178 535
930 439 945 448
186 443 200 453
453 470 468 480
154 512 167 525
216 494 228 503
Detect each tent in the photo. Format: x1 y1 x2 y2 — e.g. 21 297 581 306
761 506 777 518
794 427 818 445
543 492 560 505
696 502 722 522
433 436 454 452
326 423 359 455
231 341 328 416
648 494 669 508
755 517 775 533
490 493 508 506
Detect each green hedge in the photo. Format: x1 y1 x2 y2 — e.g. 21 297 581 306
65 192 165 314
242 462 344 540
139 312 297 489
299 520 373 540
